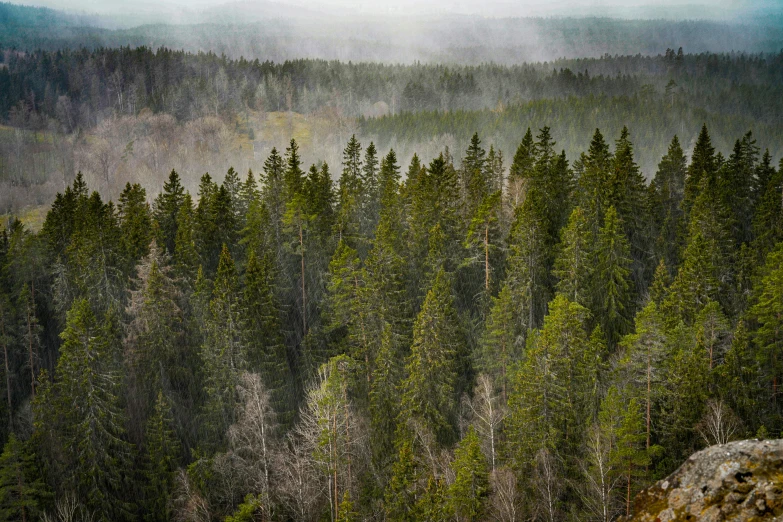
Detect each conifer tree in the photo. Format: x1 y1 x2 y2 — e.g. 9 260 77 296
55 300 134 520
153 170 185 255
506 295 589 478
125 242 185 439
369 324 404 470
200 245 247 443
593 206 633 347
619 301 668 451
464 191 502 303
505 201 549 333
261 147 286 252
173 193 199 279
462 133 488 219
448 426 489 522
610 397 649 516
751 159 782 262
683 124 716 218
384 435 420 522
0 433 49 522
400 269 462 445
284 139 305 197
751 242 783 415
609 127 651 290
553 206 592 306
578 128 613 232
718 321 762 432
477 285 518 401
507 128 534 208
243 251 291 419
143 391 180 522
650 135 687 271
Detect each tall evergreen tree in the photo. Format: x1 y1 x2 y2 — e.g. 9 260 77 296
593 206 633 347
152 170 185 255
400 269 462 445
55 300 134 520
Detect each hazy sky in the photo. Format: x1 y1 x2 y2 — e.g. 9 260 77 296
14 0 781 19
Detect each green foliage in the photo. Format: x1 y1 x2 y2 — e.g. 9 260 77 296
0 434 50 522
401 269 462 445
448 427 489 521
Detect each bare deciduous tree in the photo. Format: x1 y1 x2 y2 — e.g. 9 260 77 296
696 399 742 446
488 467 520 522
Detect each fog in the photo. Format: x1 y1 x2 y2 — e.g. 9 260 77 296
12 0 783 23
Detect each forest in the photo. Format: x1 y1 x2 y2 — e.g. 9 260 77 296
2 43 783 212
1 119 783 521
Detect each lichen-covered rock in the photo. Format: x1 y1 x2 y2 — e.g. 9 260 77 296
623 439 783 521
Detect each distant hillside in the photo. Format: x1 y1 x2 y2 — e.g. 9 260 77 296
2 2 783 63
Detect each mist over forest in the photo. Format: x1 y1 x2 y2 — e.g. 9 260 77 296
1 2 783 522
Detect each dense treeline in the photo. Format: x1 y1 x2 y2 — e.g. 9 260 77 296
1 122 783 521
3 45 783 129
3 1 783 64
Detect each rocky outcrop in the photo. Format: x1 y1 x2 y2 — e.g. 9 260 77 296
624 439 783 521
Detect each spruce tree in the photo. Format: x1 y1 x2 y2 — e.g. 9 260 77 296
553 206 593 306
400 269 462 445
200 245 247 444
750 241 783 421
56 300 134 520
593 206 633 347
0 434 49 522
243 251 291 419
143 391 180 522
650 135 687 272
683 124 716 218
448 426 489 522
152 170 185 255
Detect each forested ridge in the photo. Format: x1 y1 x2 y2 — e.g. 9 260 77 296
3 43 783 212
1 120 783 521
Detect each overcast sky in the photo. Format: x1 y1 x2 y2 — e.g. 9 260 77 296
12 0 781 20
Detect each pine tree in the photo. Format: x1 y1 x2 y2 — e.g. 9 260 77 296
400 269 462 445
448 426 489 522
619 301 668 452
464 191 502 303
610 397 649 516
